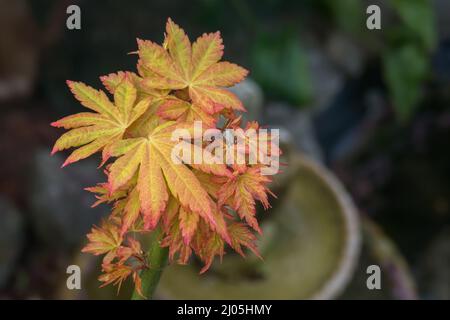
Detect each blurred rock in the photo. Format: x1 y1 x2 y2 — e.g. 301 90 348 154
313 62 386 163
433 39 450 85
313 81 366 162
28 149 109 249
265 102 324 163
434 0 450 41
229 78 264 124
417 227 450 299
328 89 386 162
0 197 24 288
326 33 365 77
305 45 344 111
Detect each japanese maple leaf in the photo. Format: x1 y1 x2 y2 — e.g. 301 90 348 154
137 18 248 114
100 71 177 139
178 207 200 246
98 263 135 292
157 96 216 128
217 166 275 234
227 222 261 258
85 182 128 208
51 78 151 166
100 71 169 102
179 199 231 247
121 187 141 236
82 222 122 256
197 232 225 274
105 121 230 230
217 120 282 169
161 216 225 272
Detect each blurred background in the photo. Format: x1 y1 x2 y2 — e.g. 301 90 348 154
0 0 449 299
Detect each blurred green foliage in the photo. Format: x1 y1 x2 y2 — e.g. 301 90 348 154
383 0 436 122
323 0 437 122
390 0 436 51
237 0 437 120
321 0 365 35
383 45 428 122
251 33 313 106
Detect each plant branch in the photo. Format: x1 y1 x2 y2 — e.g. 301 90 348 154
131 228 169 300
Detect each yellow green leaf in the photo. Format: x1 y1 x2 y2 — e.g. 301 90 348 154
166 18 192 79
179 207 199 245
195 62 248 87
52 80 151 166
137 143 168 229
191 32 223 80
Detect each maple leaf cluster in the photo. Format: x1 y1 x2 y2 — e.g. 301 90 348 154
51 18 280 295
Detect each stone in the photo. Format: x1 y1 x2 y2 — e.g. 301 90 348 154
305 45 344 111
228 78 264 124
326 33 365 77
264 102 324 163
28 149 109 249
434 0 450 41
0 197 24 288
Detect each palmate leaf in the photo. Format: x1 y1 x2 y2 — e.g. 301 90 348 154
218 166 274 234
198 232 225 274
85 182 127 208
121 187 141 235
52 78 151 166
100 71 169 101
105 121 230 230
138 18 248 114
227 222 261 258
101 71 173 139
82 221 122 256
179 207 200 245
99 264 133 290
157 96 217 128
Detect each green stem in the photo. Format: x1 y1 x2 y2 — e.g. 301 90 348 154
131 228 169 300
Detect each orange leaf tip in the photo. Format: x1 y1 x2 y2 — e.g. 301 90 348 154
98 156 109 169
105 181 116 197
61 158 73 168
50 146 59 155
